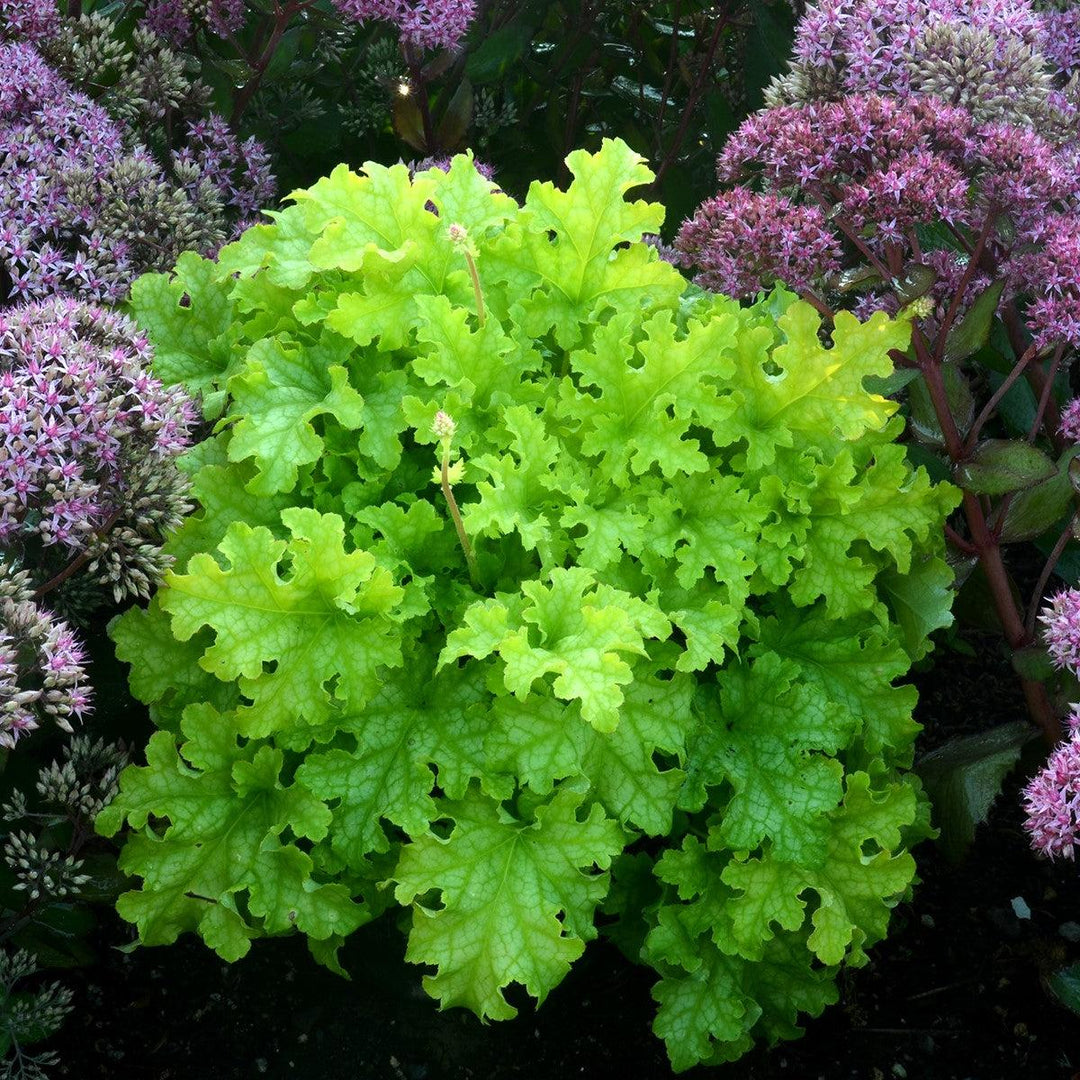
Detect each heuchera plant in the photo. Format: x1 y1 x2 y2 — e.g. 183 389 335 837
100 142 958 1069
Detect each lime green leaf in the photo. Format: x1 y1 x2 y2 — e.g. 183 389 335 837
487 663 696 835
441 568 668 732
721 772 918 965
641 472 766 590
160 509 404 740
463 405 576 561
163 457 295 571
649 941 758 1071
128 251 242 417
393 786 624 1020
109 599 239 730
485 139 684 346
412 295 541 410
216 204 319 290
296 660 494 867
788 445 960 618
416 153 519 235
750 603 920 761
227 335 365 495
559 309 738 486
714 307 904 470
682 655 851 861
98 706 366 959
879 552 957 662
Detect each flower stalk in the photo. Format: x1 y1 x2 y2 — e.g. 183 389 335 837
449 223 486 328
433 411 479 586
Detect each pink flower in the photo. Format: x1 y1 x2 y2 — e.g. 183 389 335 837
674 188 841 299
331 0 476 52
1023 721 1080 860
1040 588 1080 678
1060 397 1080 442
0 298 193 599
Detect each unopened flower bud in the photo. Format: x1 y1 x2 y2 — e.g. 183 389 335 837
432 410 456 441
904 296 935 319
447 223 468 245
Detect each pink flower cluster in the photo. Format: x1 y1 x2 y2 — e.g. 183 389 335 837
332 0 476 52
1040 588 1080 678
0 44 130 304
1059 396 1080 442
679 85 1080 346
0 0 57 45
174 115 275 220
676 189 841 298
793 0 1045 96
1022 707 1080 860
1039 6 1080 76
677 0 1080 347
143 0 246 46
0 298 193 559
1018 211 1080 349
0 41 275 305
0 586 92 749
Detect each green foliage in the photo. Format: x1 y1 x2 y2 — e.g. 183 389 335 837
104 141 959 1070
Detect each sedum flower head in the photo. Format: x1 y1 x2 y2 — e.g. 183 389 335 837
1059 396 1080 441
44 16 214 131
0 41 274 306
173 115 276 219
773 0 1071 136
1022 714 1080 860
331 0 477 53
1040 5 1080 78
679 84 1080 348
0 0 58 45
142 0 246 47
0 560 92 749
0 298 195 600
1040 587 1080 677
675 188 842 298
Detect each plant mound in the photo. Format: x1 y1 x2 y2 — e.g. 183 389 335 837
100 140 959 1069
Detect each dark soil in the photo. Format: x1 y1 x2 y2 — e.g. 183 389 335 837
52 633 1080 1080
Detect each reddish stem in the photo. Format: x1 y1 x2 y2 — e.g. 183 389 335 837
231 1 314 127
934 208 997 364
919 348 1060 745
650 6 733 190
1025 515 1076 639
32 511 123 600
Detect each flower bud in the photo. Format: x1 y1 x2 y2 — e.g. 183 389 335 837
432 410 456 441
